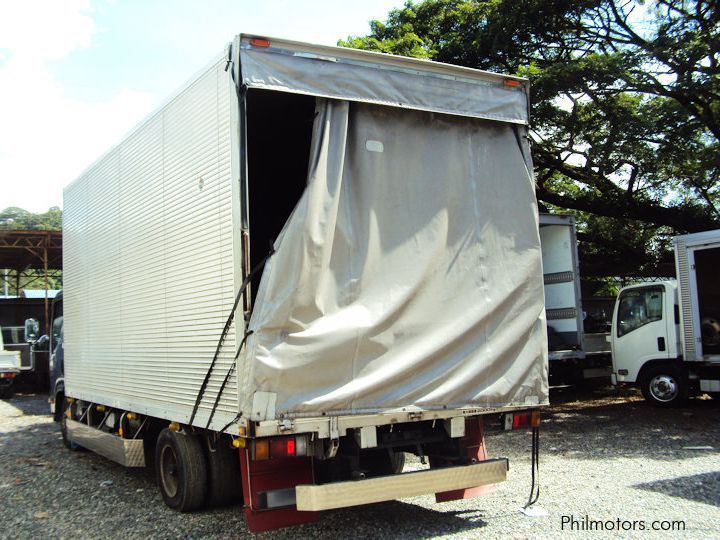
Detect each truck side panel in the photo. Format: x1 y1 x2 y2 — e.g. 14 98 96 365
63 57 240 431
539 215 584 361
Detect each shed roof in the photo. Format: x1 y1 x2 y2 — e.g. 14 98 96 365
0 230 63 271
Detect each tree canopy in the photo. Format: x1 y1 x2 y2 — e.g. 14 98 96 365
341 0 720 279
0 207 62 231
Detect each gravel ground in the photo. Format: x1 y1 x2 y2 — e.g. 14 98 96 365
1 386 718 539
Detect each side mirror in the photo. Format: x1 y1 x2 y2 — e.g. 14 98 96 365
33 334 50 350
24 318 40 343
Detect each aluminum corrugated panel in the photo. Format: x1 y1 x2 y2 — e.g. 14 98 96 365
674 238 696 360
64 58 240 432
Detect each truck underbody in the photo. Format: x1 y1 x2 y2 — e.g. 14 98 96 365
58 395 537 532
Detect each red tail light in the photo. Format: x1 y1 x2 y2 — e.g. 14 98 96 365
253 435 307 460
505 411 540 430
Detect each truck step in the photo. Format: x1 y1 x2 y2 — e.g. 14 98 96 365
66 419 145 467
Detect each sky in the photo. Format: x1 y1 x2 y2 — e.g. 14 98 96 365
0 0 403 212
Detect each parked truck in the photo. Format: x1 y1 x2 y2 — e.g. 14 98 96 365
54 35 548 532
611 229 720 405
0 326 22 399
539 214 611 385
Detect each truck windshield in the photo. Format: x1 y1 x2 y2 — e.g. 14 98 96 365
617 286 664 337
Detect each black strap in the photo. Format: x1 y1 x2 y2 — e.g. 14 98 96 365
219 413 243 435
188 247 275 426
204 330 254 429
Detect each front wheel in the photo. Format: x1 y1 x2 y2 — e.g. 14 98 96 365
640 365 688 407
59 396 81 450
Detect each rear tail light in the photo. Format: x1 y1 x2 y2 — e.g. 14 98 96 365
252 435 309 460
504 411 540 430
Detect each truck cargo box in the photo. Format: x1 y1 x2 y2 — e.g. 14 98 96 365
539 213 584 361
675 229 720 362
63 35 548 435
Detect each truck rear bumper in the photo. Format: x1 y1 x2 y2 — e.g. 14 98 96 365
295 458 508 511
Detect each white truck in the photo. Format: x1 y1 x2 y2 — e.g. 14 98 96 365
539 214 611 384
57 34 548 532
0 326 21 399
611 229 720 405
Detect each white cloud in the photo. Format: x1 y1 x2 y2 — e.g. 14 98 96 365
0 0 96 61
0 0 155 212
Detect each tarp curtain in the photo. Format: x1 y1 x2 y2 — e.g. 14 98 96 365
240 98 548 418
239 45 529 125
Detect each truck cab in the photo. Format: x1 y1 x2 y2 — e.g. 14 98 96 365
611 230 720 405
611 281 683 404
40 291 64 417
20 292 64 412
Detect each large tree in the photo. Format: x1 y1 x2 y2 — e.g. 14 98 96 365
341 0 720 278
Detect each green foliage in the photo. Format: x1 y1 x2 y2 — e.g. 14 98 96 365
341 0 720 281
0 207 62 231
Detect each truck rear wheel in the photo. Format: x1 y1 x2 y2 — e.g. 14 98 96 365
362 450 405 477
203 434 242 507
156 429 208 512
640 365 688 407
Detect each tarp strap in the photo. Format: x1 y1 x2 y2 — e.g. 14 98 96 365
188 247 275 426
204 329 253 429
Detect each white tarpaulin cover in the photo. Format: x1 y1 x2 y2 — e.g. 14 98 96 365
239 37 529 125
239 99 548 419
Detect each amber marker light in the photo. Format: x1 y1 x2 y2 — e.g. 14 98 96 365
254 439 270 460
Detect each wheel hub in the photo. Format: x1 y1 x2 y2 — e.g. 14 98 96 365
160 446 179 498
649 374 679 402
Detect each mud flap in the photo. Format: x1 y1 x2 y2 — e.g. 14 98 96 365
434 417 497 502
239 447 320 533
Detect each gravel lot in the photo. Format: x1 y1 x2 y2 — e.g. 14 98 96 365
1 386 718 539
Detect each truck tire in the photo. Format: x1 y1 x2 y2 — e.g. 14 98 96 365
155 429 208 512
0 384 14 399
203 434 242 507
362 450 405 477
640 365 688 407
